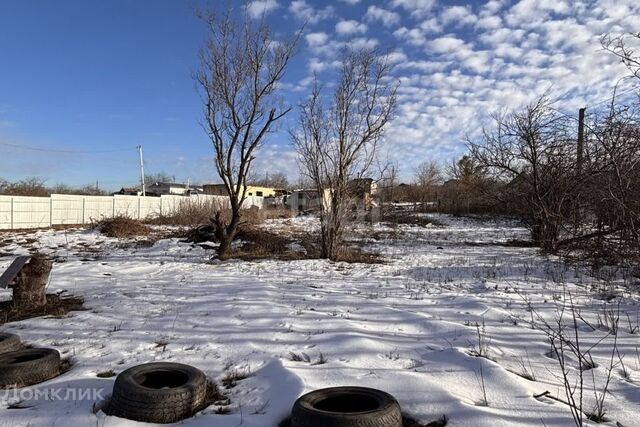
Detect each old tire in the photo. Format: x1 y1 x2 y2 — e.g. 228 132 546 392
291 386 403 427
0 348 61 387
109 362 207 424
0 332 21 354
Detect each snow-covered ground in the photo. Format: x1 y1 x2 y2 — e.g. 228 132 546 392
0 215 638 427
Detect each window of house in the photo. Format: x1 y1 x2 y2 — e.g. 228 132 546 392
248 192 253 196
256 191 263 197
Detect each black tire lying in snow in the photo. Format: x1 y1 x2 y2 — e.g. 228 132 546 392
0 348 61 387
0 332 21 354
109 362 207 424
291 386 403 427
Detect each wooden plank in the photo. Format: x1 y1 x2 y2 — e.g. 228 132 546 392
0 256 31 289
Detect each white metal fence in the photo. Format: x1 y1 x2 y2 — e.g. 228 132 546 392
0 194 264 230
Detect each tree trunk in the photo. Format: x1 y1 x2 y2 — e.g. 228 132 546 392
12 255 52 310
321 197 344 261
531 216 560 252
214 206 241 260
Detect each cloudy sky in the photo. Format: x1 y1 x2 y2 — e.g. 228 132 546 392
0 0 638 189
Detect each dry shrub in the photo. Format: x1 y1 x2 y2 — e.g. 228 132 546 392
0 293 84 325
147 199 222 226
232 228 307 261
95 216 150 238
335 246 382 264
383 211 446 227
262 207 295 220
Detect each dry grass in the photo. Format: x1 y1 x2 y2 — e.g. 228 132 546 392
231 228 309 261
383 211 446 227
146 199 222 226
221 367 252 389
94 216 150 238
0 293 85 325
96 370 116 378
335 246 383 264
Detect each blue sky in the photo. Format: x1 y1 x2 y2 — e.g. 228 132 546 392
0 0 638 190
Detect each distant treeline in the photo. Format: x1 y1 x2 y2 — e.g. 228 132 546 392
0 177 108 197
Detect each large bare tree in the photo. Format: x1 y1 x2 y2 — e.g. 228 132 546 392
468 96 581 250
601 32 640 80
292 49 397 260
195 6 298 259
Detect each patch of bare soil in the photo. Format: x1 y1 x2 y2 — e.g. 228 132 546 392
383 212 447 227
0 293 85 325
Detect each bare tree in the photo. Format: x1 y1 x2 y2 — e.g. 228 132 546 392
414 160 442 186
377 159 400 207
581 97 640 265
252 171 289 189
468 96 583 250
195 6 299 259
0 177 49 197
412 160 442 210
601 32 640 80
292 49 397 260
144 172 175 188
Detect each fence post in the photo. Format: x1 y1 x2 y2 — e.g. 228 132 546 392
138 196 141 220
112 197 116 218
10 197 14 230
50 197 53 227
82 197 86 225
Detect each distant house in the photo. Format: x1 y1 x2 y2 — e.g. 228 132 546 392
287 178 377 215
286 189 323 213
146 182 191 196
348 178 377 196
202 184 278 198
115 187 142 196
347 178 377 211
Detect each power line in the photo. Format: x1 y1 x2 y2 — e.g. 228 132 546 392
0 141 134 154
588 86 639 108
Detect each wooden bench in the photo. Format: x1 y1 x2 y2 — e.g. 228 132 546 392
0 256 32 289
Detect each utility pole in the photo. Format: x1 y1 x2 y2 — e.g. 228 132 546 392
137 145 146 196
577 107 585 175
575 107 586 232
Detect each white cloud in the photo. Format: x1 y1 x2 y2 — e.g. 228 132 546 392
429 36 466 54
365 6 401 27
391 0 436 18
288 0 333 24
246 0 279 19
476 15 502 29
338 0 360 5
393 26 427 46
286 0 640 179
441 6 477 26
419 18 442 33
335 20 367 35
383 50 408 64
348 37 379 51
305 32 329 47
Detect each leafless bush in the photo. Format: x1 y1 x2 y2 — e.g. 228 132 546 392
94 216 150 238
147 199 222 226
292 48 397 260
528 291 620 426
